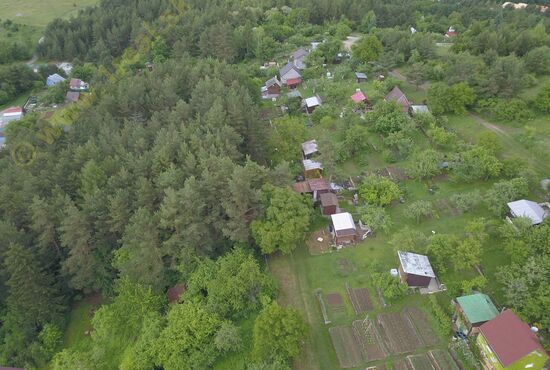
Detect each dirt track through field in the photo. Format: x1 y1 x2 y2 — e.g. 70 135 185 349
391 69 550 175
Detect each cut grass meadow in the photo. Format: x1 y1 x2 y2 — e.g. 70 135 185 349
0 0 98 28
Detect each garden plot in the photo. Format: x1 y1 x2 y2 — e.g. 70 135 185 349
392 359 410 370
387 166 408 181
329 326 364 368
377 312 423 354
347 284 374 314
407 353 436 370
404 307 441 346
428 350 460 370
327 292 345 311
366 365 387 370
352 318 388 362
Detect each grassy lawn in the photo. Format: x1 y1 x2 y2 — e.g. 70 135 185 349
0 0 99 28
213 315 257 370
0 93 29 111
0 22 42 48
41 295 102 369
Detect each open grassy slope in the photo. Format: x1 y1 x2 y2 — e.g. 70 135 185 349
0 0 98 28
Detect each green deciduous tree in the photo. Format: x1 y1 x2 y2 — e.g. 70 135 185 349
253 302 307 364
267 117 307 164
252 185 311 255
487 55 525 98
389 227 427 254
366 101 411 135
156 300 222 370
371 272 408 302
484 177 529 216
534 82 550 113
428 82 475 115
426 234 459 274
357 205 393 234
352 35 383 64
359 176 401 207
214 322 242 353
187 248 275 319
450 190 482 213
455 237 482 271
453 146 502 182
524 46 550 75
404 200 436 223
406 149 442 180
476 132 502 155
91 278 164 367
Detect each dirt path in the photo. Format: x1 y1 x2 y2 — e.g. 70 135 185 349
389 69 407 82
343 35 360 51
389 69 430 91
469 113 511 137
26 54 38 66
389 69 549 175
469 113 550 174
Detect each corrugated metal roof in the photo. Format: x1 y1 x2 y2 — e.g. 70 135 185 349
302 159 322 171
456 293 499 324
305 96 321 108
507 199 547 225
398 251 435 278
301 139 318 156
411 105 429 114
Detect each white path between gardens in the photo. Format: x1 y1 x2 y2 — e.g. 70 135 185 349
343 35 360 51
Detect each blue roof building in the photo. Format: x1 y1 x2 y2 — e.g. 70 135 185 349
46 73 66 87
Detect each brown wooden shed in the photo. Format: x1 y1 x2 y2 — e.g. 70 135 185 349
331 212 357 245
397 251 435 287
320 193 338 215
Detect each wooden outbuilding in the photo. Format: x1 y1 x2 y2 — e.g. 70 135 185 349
385 86 411 113
302 159 323 178
454 293 499 335
320 193 338 215
265 76 281 95
355 72 367 83
301 139 318 159
331 212 357 245
397 251 436 287
303 96 321 113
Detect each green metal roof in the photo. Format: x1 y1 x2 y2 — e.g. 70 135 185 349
456 293 499 324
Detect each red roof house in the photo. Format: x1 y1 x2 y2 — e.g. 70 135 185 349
351 90 367 103
477 310 549 369
2 106 23 123
286 77 302 89
445 26 457 37
167 283 187 304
